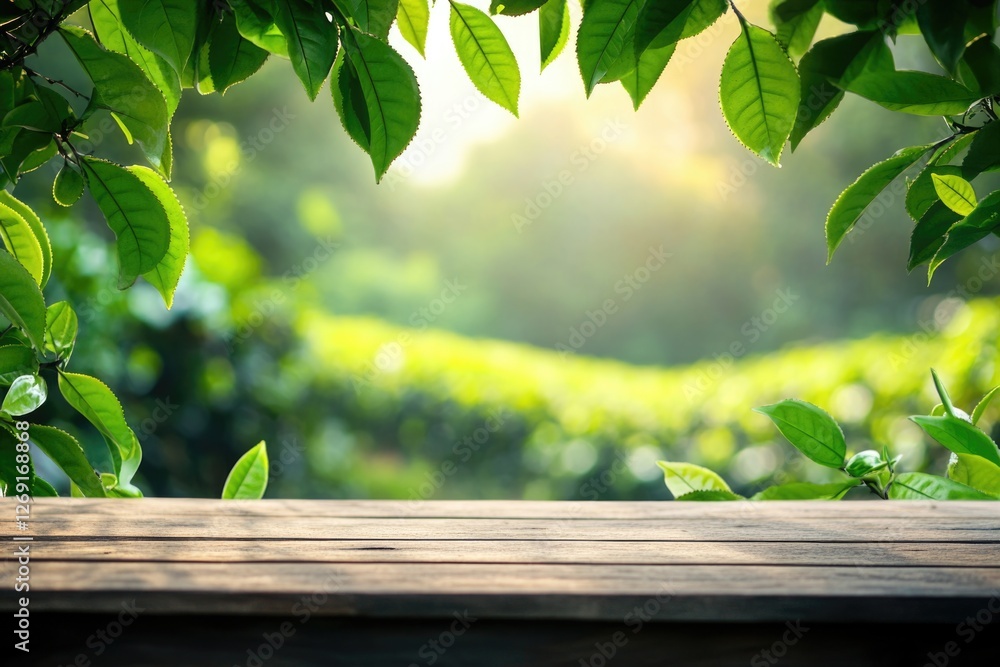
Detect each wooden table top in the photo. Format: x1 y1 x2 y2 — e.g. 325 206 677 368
3 498 999 624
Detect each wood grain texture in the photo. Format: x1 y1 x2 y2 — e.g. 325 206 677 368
25 539 1000 566
9 561 1000 622
2 499 999 625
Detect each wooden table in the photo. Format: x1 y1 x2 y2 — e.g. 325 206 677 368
3 499 1000 665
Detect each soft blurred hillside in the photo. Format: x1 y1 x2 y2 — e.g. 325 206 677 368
16 6 1000 497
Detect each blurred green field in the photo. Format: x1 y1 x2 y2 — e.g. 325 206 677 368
270 297 1000 501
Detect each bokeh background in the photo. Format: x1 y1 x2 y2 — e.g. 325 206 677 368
18 4 1000 499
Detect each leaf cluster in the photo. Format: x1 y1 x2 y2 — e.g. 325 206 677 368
659 370 1000 501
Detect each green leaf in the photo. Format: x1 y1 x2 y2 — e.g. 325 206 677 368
0 249 46 351
675 489 744 501
844 449 887 478
222 440 269 499
273 0 339 101
842 70 979 116
397 0 430 57
0 198 43 286
825 144 931 260
490 0 547 15
751 481 859 500
0 130 51 185
29 425 106 498
916 0 968 74
90 0 182 116
576 0 641 96
932 130 978 168
719 18 800 167
908 202 961 270
930 367 957 418
350 0 401 38
931 173 977 216
910 414 1000 466
60 26 170 174
539 0 570 72
192 30 219 95
4 93 71 134
889 472 994 500
972 386 1000 426
128 166 189 308
0 191 51 288
753 399 846 468
0 344 37 386
657 461 732 498
823 0 879 28
959 35 1000 96
948 454 1000 497
53 162 85 207
929 190 1000 279
118 0 198 73
209 11 269 95
45 301 78 361
1 373 46 416
634 0 727 56
230 0 288 57
57 371 141 484
31 477 58 497
963 121 1000 173
450 2 521 115
81 157 171 289
332 54 372 152
770 0 824 59
15 137 57 178
621 42 675 110
906 164 964 222
339 24 422 182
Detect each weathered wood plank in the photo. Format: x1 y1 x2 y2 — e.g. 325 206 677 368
7 561 1000 622
5 499 999 665
17 497 1000 519
17 514 998 541
24 539 1000 567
